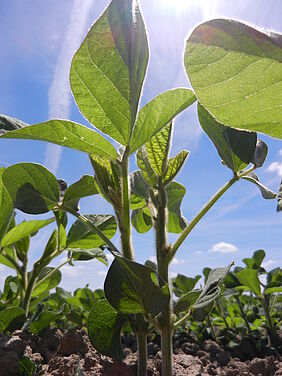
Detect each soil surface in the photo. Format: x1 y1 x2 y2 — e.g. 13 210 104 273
1 328 281 375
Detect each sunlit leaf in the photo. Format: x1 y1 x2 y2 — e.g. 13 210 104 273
185 19 282 138
235 268 261 296
130 88 196 152
131 207 152 233
242 249 265 269
163 150 189 185
63 175 98 211
136 147 158 186
32 268 62 297
71 0 148 146
0 168 13 243
166 182 188 233
0 119 117 159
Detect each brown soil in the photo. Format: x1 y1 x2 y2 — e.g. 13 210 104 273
0 329 281 376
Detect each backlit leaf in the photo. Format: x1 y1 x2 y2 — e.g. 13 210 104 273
235 268 261 296
163 150 189 185
166 182 188 233
63 175 98 211
185 19 282 138
242 172 276 199
0 168 13 243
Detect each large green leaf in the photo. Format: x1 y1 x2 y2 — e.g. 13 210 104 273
0 119 117 159
2 163 60 214
0 307 25 332
198 104 257 172
166 182 188 233
104 255 170 317
0 168 13 243
185 19 282 138
70 0 148 146
235 268 261 296
0 247 18 270
67 215 117 249
63 175 98 211
1 218 54 247
130 88 196 152
88 299 128 359
131 207 152 233
174 290 201 314
145 123 173 177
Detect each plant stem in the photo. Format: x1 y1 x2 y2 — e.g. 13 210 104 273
136 332 148 376
169 175 238 261
22 272 38 316
260 296 275 346
235 295 251 334
207 314 217 342
120 148 134 260
174 309 191 328
33 258 71 290
154 180 173 376
61 206 120 255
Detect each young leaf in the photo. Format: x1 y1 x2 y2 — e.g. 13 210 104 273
71 248 108 265
0 168 13 243
104 255 170 317
0 307 25 332
166 182 188 233
29 305 67 334
63 175 98 211
0 119 117 159
2 163 60 214
172 274 201 297
251 140 268 168
130 88 196 152
130 171 149 209
185 19 282 138
0 247 18 270
70 0 149 146
174 289 202 314
32 268 62 297
193 264 232 309
145 123 173 177
131 207 152 233
277 180 282 212
88 299 128 359
163 150 189 186
67 215 117 249
242 172 276 199
136 147 158 187
235 268 261 296
198 104 257 172
242 249 265 269
1 218 54 247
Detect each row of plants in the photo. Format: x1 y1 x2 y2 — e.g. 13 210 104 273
0 0 281 375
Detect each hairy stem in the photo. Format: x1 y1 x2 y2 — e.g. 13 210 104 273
169 175 238 261
136 331 148 376
120 148 134 260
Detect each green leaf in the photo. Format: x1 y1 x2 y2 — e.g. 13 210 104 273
0 307 25 332
242 172 276 199
1 218 54 247
174 289 201 314
242 249 265 269
18 356 36 376
194 263 232 309
104 255 170 317
166 182 188 233
0 114 28 132
0 168 13 243
163 150 189 185
277 180 282 212
264 286 282 295
198 104 257 172
67 215 117 249
0 119 117 159
63 175 98 211
131 207 152 233
71 248 108 265
130 171 149 209
2 163 60 214
41 230 58 261
136 147 158 187
145 123 173 176
0 247 18 270
32 268 62 297
172 274 201 297
70 0 148 146
88 299 128 359
130 88 196 152
251 140 268 168
235 268 261 296
185 19 282 138
29 306 66 334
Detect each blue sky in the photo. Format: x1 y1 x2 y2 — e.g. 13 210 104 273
0 0 281 291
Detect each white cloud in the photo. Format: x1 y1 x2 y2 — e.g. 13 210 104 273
209 242 238 254
262 260 277 269
266 162 282 178
61 264 84 277
149 256 157 263
171 257 185 265
169 271 177 279
278 149 282 157
45 0 93 174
